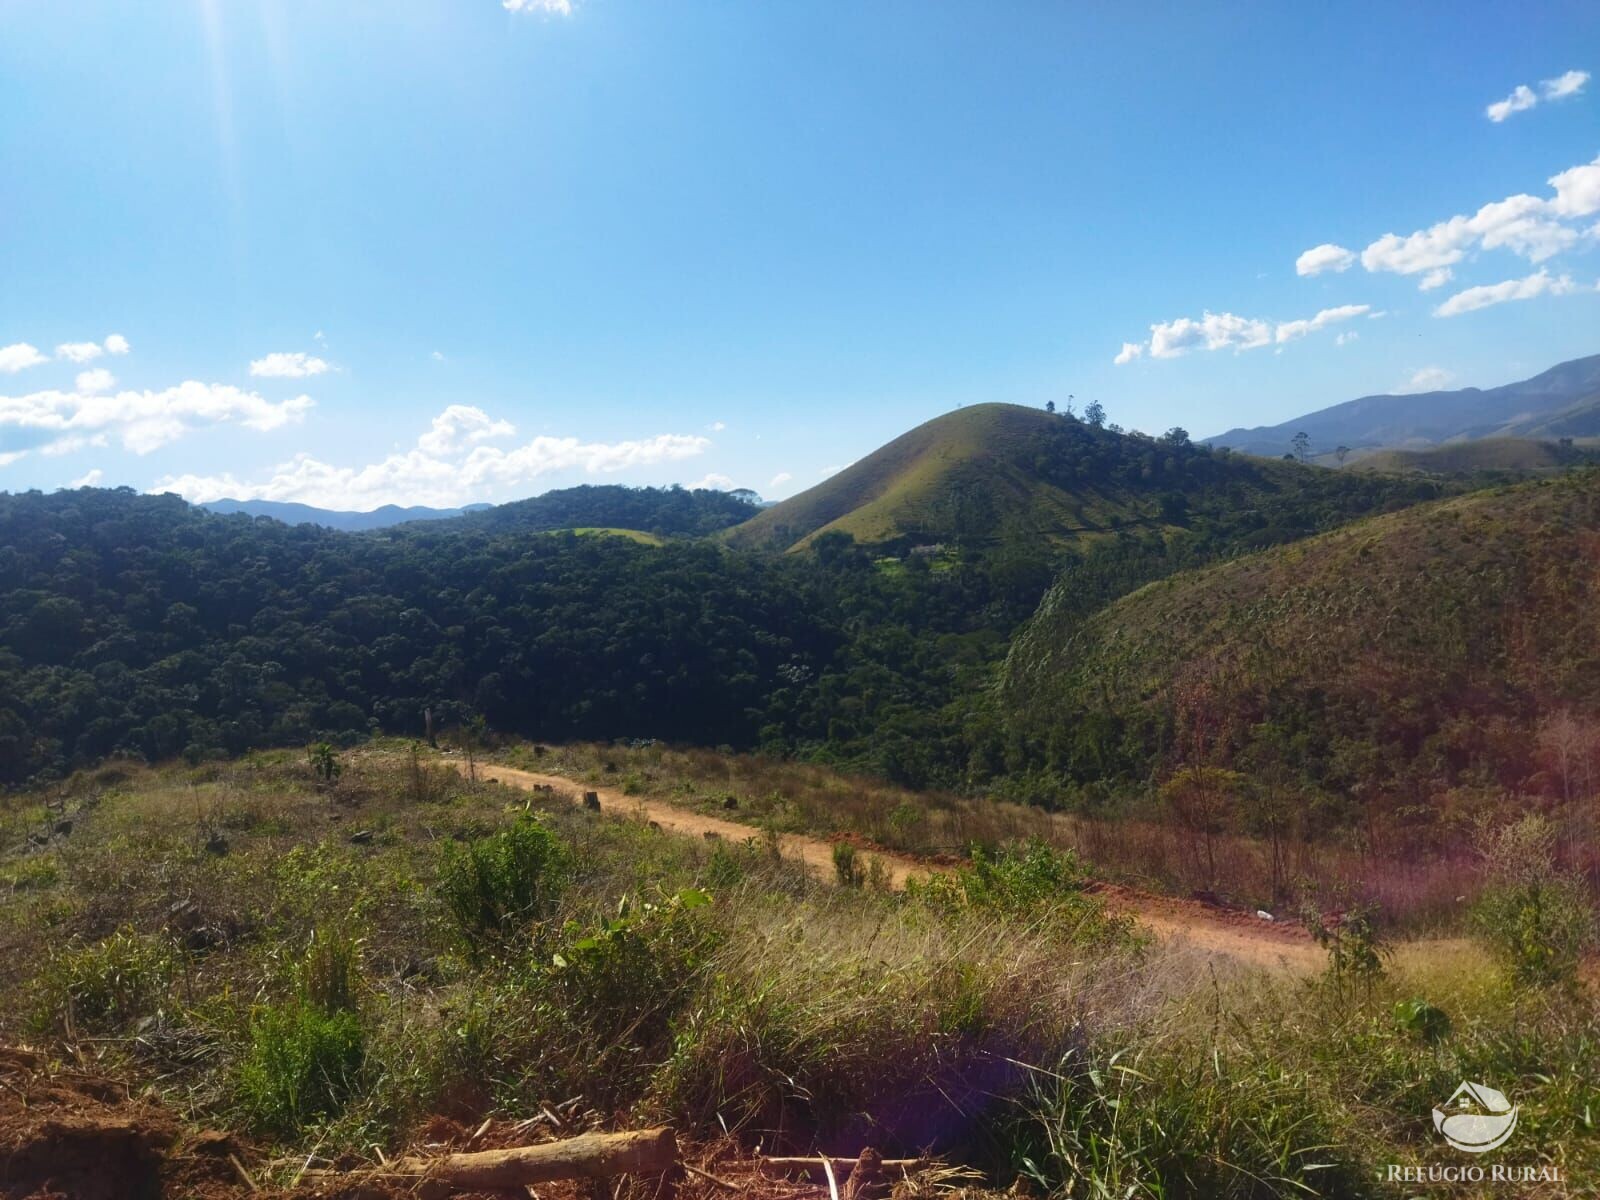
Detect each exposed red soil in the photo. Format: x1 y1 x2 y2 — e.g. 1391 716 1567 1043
462 759 1332 970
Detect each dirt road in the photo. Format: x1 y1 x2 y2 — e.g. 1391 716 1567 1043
458 759 1328 970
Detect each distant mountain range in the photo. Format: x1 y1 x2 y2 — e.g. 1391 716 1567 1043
1206 352 1600 460
201 498 491 531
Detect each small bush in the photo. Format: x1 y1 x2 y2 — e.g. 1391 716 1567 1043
1005 1045 1364 1198
439 814 569 953
32 928 174 1034
238 931 368 1136
1471 815 1595 988
237 1002 366 1136
832 841 862 887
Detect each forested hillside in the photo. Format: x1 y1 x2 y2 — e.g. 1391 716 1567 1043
0 444 1447 790
1000 471 1600 824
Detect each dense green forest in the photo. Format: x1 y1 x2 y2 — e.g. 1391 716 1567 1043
0 431 1450 791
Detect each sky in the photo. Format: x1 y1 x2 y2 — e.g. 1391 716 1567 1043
1 1 1598 510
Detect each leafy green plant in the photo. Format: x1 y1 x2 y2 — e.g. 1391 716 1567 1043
308 741 341 784
1393 997 1451 1043
32 927 174 1034
237 931 367 1136
438 814 570 953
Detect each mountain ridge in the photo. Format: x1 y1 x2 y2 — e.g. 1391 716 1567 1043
1205 352 1600 459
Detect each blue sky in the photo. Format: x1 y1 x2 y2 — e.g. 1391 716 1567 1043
1 1 1597 509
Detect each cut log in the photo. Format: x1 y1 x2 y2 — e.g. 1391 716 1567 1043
391 1127 677 1188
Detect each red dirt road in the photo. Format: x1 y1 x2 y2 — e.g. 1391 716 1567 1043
461 760 1328 970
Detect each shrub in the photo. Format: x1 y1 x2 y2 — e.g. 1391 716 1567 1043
237 1002 366 1136
439 814 569 953
1005 1045 1364 1198
237 930 367 1136
1471 815 1595 988
32 928 174 1034
832 841 862 888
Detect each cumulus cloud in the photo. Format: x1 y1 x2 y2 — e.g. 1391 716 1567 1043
1432 268 1582 317
0 451 26 468
1543 68 1590 100
1484 71 1588 121
1273 304 1370 344
1356 153 1600 286
249 351 331 378
689 473 735 491
104 334 130 355
1486 84 1538 123
155 408 710 509
1399 367 1456 393
0 380 314 455
70 468 103 488
75 368 115 394
1149 311 1272 359
1419 267 1453 291
0 343 49 374
417 404 516 455
55 341 104 364
1295 243 1356 276
1120 302 1375 363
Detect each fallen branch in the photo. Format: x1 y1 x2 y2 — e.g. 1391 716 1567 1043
386 1127 678 1189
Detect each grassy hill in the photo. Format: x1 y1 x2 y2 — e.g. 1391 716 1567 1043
725 403 1430 554
1348 437 1600 473
1000 471 1600 808
428 483 759 538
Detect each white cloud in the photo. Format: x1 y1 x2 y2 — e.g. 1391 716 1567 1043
1542 69 1590 100
1549 154 1600 218
104 334 130 356
155 408 710 509
818 464 847 478
75 368 115 394
1125 302 1375 362
431 350 446 362
1358 153 1600 283
70 468 103 488
707 420 727 431
1432 268 1581 317
1295 243 1355 276
249 351 331 378
1273 304 1370 344
40 434 108 458
1419 267 1453 291
55 341 103 364
1148 311 1272 359
768 471 793 490
1486 83 1538 122
0 380 314 455
0 450 26 468
0 343 49 374
1400 367 1456 393
1335 331 1359 346
689 473 735 491
503 0 574 12
417 404 517 455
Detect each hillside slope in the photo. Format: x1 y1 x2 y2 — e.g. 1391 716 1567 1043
201 498 488 530
1350 437 1600 473
1206 352 1600 459
725 403 1429 554
1000 472 1600 806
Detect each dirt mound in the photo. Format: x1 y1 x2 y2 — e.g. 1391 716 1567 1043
0 1047 245 1200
